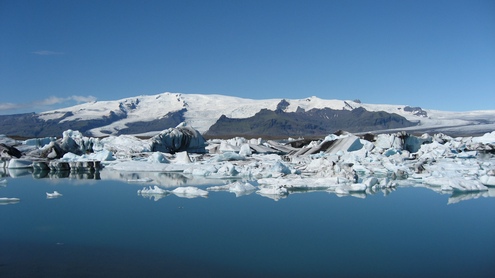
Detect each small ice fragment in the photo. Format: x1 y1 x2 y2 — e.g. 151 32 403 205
46 191 63 198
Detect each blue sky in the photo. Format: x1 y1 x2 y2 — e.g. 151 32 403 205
1 0 494 114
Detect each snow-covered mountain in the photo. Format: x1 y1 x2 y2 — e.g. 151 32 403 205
2 92 495 137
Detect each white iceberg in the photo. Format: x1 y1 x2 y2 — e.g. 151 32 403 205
171 186 209 198
207 181 257 197
137 186 170 201
7 159 33 169
46 191 63 198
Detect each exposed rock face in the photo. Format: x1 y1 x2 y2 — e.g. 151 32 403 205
403 106 428 117
151 123 207 154
205 107 417 138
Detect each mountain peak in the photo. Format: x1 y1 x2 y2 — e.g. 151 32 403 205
1 92 494 137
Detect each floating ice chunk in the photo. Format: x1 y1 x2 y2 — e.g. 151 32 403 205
270 161 292 175
374 133 402 150
7 159 33 169
151 124 207 153
211 152 245 162
183 165 217 176
138 186 168 195
46 191 63 198
98 135 152 154
137 186 169 201
207 181 257 197
363 177 378 187
127 178 153 183
239 144 252 156
147 152 170 163
171 186 208 198
333 183 367 194
61 149 115 162
174 151 192 164
216 162 239 177
456 151 477 159
23 137 55 147
0 178 7 184
257 185 289 201
219 141 240 153
479 175 495 187
258 176 342 190
229 181 256 194
0 197 20 205
472 131 495 144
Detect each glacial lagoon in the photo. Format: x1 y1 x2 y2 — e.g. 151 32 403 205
1 170 494 278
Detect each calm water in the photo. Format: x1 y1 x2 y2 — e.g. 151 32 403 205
1 173 494 277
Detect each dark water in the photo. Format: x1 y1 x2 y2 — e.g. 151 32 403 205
1 175 494 277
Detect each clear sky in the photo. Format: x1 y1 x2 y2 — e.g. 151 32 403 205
1 0 494 114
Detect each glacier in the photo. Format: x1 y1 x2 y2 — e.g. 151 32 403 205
27 92 495 137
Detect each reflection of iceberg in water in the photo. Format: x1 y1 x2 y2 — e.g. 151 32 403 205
31 169 101 180
448 188 495 204
137 185 211 200
7 168 32 178
335 192 367 199
99 169 224 188
0 197 20 205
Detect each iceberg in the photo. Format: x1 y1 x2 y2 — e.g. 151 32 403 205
137 186 170 201
207 181 257 197
2 126 495 203
46 191 63 198
7 159 33 169
171 186 209 198
151 123 207 154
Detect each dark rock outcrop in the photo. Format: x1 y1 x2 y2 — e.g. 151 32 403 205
205 107 417 138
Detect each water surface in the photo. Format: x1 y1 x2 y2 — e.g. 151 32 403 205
1 175 494 277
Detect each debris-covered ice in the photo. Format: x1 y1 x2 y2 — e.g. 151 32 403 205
1 125 495 203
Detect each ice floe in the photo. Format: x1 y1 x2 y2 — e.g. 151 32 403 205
2 126 495 203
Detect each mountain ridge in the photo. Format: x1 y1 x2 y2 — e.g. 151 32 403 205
1 92 494 138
